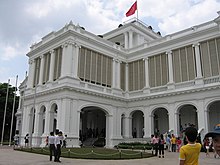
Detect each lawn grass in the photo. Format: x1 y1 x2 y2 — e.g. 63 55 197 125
14 147 153 160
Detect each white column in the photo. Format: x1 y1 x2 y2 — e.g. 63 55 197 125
196 100 206 138
33 106 40 136
125 63 129 91
143 107 151 138
49 50 55 82
69 100 80 137
128 30 133 49
112 108 122 138
73 43 80 78
60 98 71 134
21 106 28 138
168 103 176 135
193 43 203 85
38 55 45 85
27 59 35 88
124 114 132 138
43 103 50 136
124 32 128 49
116 60 121 89
106 114 113 147
112 59 116 88
143 58 150 93
167 51 175 89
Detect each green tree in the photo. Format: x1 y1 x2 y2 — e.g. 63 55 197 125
0 82 19 142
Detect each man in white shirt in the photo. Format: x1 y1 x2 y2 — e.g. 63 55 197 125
54 130 63 162
48 132 55 161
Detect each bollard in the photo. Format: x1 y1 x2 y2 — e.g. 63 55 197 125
68 149 71 157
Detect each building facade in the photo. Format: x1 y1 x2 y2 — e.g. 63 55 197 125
16 12 220 148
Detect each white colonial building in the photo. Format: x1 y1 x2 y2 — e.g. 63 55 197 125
16 12 220 148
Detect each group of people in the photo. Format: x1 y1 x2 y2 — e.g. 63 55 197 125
179 124 220 164
48 130 65 163
151 134 165 158
150 124 220 164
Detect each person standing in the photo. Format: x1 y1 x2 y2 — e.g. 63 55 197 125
158 134 165 158
152 134 159 156
179 127 202 165
203 137 210 157
54 130 63 162
166 134 171 152
171 134 177 152
24 133 29 147
205 124 220 158
62 134 67 148
48 132 55 161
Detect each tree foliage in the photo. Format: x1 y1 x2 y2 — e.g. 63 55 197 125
0 82 19 141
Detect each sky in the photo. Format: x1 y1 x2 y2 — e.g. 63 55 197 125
0 0 220 87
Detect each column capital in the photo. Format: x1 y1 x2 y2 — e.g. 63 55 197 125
39 55 44 59
50 49 55 54
166 50 172 55
28 59 34 64
113 58 122 63
143 57 149 61
192 43 200 47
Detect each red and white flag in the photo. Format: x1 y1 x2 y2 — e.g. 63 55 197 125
126 1 137 17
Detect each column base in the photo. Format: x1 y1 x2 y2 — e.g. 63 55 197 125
112 88 123 96
167 82 175 90
195 77 204 86
143 87 150 94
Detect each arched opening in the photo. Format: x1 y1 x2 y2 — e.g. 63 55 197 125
131 110 144 138
50 103 58 132
153 108 169 135
39 106 46 135
80 106 106 147
207 101 220 131
178 104 198 133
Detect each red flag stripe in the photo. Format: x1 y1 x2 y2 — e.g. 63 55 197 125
126 1 137 17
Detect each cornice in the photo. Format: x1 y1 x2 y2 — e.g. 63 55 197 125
24 82 220 103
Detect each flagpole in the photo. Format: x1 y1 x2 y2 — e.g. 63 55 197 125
1 79 10 146
9 75 18 146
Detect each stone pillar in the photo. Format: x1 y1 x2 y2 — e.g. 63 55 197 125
27 59 35 88
128 30 133 49
168 103 176 135
115 60 121 89
143 58 150 93
49 50 55 82
167 50 175 89
143 107 152 138
124 114 132 138
112 59 116 88
43 103 50 136
68 99 80 147
21 106 28 139
61 41 74 78
124 32 128 49
59 98 72 134
105 114 113 148
73 43 80 79
125 63 129 92
196 100 206 138
38 55 45 85
193 43 203 85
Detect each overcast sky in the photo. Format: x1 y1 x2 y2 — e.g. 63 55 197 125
0 0 220 87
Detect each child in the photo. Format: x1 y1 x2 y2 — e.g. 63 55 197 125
179 127 202 165
176 137 182 152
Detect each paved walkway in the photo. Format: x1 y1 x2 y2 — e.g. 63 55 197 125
0 146 219 165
